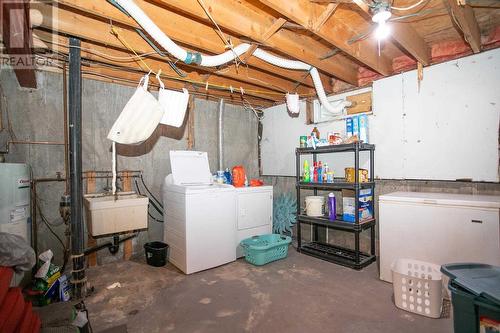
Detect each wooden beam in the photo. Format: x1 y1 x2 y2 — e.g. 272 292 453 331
351 0 430 66
312 3 338 32
77 65 276 108
1 0 37 88
447 0 481 53
258 0 392 76
152 0 359 84
243 18 286 64
54 0 323 91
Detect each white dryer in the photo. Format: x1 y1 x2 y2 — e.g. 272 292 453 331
162 151 236 274
235 186 273 258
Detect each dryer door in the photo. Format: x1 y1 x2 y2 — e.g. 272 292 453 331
237 191 272 230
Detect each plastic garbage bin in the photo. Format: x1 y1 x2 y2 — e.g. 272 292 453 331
441 263 500 333
144 242 168 267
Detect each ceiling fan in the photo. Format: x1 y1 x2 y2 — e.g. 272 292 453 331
346 0 441 45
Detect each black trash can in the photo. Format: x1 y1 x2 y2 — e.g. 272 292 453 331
144 241 168 267
441 263 500 333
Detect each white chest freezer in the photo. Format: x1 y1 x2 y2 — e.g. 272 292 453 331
379 192 500 282
162 151 237 274
235 186 273 258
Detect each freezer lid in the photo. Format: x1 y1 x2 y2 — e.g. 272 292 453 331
379 191 500 209
170 150 213 186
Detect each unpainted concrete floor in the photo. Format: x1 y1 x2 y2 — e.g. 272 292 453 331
83 250 453 333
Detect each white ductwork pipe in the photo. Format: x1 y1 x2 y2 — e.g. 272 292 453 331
114 0 349 116
252 48 311 71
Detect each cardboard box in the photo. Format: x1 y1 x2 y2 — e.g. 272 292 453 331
342 189 373 223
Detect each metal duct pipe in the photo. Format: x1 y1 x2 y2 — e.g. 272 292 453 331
218 98 224 171
68 37 86 299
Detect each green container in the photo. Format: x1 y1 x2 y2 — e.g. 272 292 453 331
441 263 500 333
240 234 291 266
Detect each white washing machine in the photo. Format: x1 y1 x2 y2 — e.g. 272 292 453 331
162 151 237 274
235 186 273 258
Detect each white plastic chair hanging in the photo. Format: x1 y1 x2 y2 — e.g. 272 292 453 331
157 72 190 127
107 73 164 145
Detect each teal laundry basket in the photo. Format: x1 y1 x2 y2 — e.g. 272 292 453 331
240 234 292 266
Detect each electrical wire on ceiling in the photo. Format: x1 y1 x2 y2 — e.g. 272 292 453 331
391 0 432 11
196 0 244 67
242 96 265 121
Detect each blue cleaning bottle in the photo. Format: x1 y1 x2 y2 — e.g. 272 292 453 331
328 192 336 221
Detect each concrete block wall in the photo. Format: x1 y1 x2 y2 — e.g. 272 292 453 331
0 69 259 265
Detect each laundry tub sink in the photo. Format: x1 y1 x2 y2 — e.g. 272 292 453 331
84 192 148 237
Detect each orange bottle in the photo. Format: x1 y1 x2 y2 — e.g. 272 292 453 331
232 166 246 187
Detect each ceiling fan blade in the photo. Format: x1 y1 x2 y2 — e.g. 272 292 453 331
348 25 377 45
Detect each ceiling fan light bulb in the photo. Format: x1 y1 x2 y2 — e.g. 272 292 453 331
375 22 391 40
372 8 392 23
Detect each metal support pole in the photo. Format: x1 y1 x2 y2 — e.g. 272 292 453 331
68 37 85 299
296 150 301 251
312 153 318 242
354 144 360 264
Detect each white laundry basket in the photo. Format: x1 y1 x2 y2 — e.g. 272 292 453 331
392 258 443 318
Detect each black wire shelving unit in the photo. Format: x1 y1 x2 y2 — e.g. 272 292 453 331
295 142 376 270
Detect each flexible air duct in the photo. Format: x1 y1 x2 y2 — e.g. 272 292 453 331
252 48 311 71
114 0 349 116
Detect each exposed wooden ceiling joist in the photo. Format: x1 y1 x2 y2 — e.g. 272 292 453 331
52 0 319 94
447 0 482 53
151 0 360 85
257 0 393 75
351 0 431 65
32 2 316 104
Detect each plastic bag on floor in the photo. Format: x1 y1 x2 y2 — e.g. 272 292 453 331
0 232 36 272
